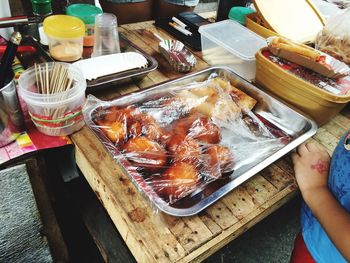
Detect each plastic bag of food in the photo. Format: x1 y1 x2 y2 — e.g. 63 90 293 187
315 8 350 65
83 76 290 206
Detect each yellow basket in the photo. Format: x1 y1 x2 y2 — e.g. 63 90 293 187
246 13 279 39
255 48 350 125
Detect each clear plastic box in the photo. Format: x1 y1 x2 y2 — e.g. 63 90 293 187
199 19 266 81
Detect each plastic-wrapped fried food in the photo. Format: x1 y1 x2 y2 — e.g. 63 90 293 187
167 133 201 164
122 136 167 171
100 120 127 143
188 116 221 144
205 145 235 175
158 162 200 201
130 113 164 141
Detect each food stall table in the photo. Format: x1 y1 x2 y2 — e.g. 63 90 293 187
70 18 350 263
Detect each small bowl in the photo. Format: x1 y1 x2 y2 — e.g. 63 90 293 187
159 39 196 73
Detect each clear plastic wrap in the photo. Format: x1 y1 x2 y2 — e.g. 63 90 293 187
315 8 350 65
83 75 292 208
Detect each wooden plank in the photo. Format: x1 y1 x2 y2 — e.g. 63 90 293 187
260 163 297 191
25 157 70 262
329 114 350 132
244 174 278 205
220 186 259 221
163 215 213 254
274 157 294 177
197 211 222 236
322 119 347 139
203 200 238 230
72 127 187 263
178 185 298 263
313 127 340 154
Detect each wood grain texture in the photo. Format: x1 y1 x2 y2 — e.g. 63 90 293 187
71 19 350 262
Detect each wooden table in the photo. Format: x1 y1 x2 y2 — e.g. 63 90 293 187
70 17 350 263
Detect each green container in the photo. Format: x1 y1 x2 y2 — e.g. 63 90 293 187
31 0 52 16
66 4 102 46
228 6 255 25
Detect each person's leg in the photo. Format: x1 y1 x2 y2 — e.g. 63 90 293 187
152 0 198 19
99 0 153 24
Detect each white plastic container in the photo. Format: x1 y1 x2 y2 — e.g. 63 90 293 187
18 62 86 136
199 19 266 81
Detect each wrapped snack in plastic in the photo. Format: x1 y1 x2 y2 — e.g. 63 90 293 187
315 8 350 65
83 76 291 208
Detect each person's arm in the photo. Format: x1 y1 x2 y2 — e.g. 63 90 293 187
292 141 350 261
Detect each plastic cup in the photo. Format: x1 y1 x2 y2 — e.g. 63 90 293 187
18 62 86 136
92 13 121 57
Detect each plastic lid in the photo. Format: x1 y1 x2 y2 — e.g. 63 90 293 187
253 0 325 43
43 15 85 38
198 19 266 60
66 4 102 24
228 7 255 25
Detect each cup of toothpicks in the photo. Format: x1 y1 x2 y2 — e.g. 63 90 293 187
18 62 86 136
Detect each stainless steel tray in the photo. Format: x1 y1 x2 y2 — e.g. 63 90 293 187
84 66 317 216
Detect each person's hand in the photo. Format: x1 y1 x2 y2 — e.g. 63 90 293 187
291 141 330 201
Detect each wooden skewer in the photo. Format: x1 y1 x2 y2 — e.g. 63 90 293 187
34 62 75 124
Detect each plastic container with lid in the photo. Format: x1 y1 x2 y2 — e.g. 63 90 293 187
43 15 85 62
66 4 102 47
255 48 350 125
198 19 266 81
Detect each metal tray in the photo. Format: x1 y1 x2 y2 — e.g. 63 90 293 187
19 34 158 93
84 66 317 216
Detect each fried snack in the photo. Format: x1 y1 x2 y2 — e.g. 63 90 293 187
130 113 164 141
159 162 200 200
122 136 167 170
205 145 235 174
270 37 321 62
188 116 221 144
167 133 201 164
176 78 256 119
209 78 257 111
101 121 127 143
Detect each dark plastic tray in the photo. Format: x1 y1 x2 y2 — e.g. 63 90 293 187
18 34 158 93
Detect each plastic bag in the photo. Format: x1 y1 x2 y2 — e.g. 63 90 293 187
315 8 350 65
326 0 350 9
83 76 290 206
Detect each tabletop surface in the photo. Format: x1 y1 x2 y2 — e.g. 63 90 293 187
70 18 350 263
